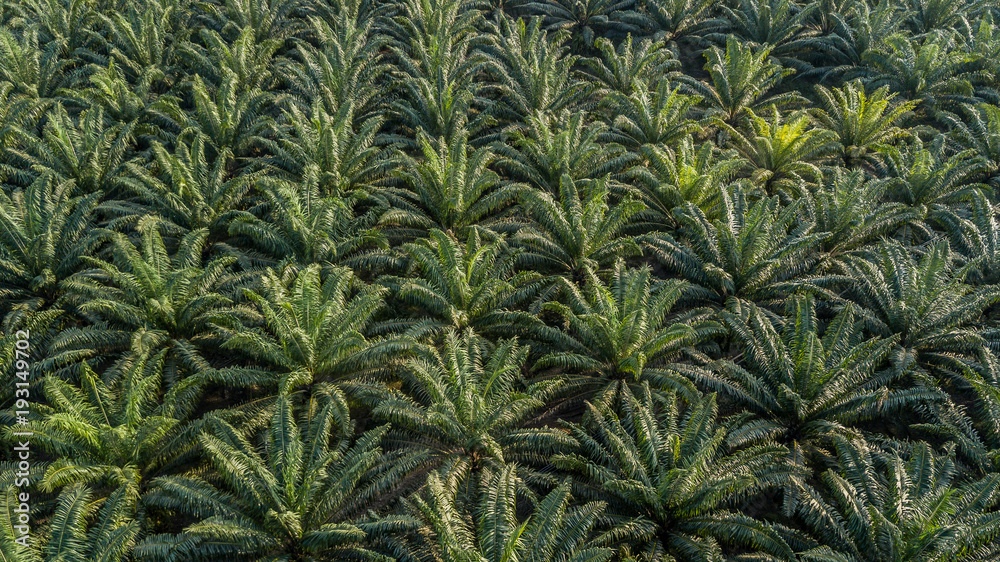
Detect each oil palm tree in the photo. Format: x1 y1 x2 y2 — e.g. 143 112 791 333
813 80 917 170
379 131 518 237
402 464 613 562
679 35 801 126
580 35 679 97
213 263 394 390
531 261 719 401
47 221 250 385
0 173 106 317
723 108 838 195
512 174 644 282
358 330 569 478
555 384 798 560
696 295 939 459
377 228 540 339
836 240 1000 385
794 438 1000 562
602 78 702 151
644 185 830 306
136 386 414 561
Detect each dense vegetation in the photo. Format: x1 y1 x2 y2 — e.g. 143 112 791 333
1 0 1000 559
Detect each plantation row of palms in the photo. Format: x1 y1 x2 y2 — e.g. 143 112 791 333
1 0 1000 559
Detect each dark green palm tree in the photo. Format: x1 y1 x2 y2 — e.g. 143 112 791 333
0 173 106 317
695 295 938 458
495 110 630 193
482 16 587 126
49 221 249 385
555 383 798 561
602 78 701 151
940 102 1000 191
532 261 719 401
524 0 638 48
378 228 539 339
679 35 801 126
359 330 569 476
402 464 613 562
644 185 830 306
512 174 644 281
580 35 679 97
836 240 1000 384
379 131 518 237
136 386 413 561
794 438 1000 562
214 263 393 389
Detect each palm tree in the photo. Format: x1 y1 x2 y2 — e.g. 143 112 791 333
136 386 414 561
805 168 920 269
624 135 745 231
377 228 539 339
387 0 490 143
226 171 386 268
940 102 1000 191
495 110 630 193
531 261 719 401
723 108 837 196
555 383 798 560
512 174 644 282
15 359 191 502
602 78 702 151
263 100 394 199
213 263 394 390
580 35 679 97
115 134 256 241
794 437 1000 562
644 185 830 306
859 31 990 110
835 240 1000 385
0 483 139 562
679 35 801 126
523 0 638 48
626 0 720 43
0 173 106 318
402 464 613 561
714 0 818 69
357 330 569 477
379 131 518 237
48 221 250 385
812 80 917 170
694 295 938 458
481 16 587 126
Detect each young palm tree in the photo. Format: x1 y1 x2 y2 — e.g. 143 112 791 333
531 261 719 401
715 0 818 68
379 131 518 237
513 174 644 282
695 295 939 458
523 0 638 48
679 35 801 126
0 173 106 317
836 241 1000 385
358 330 568 477
580 35 679 97
48 222 250 385
555 383 798 560
481 16 587 126
624 135 745 230
794 438 1000 562
377 228 539 338
214 263 394 389
626 0 719 43
495 110 630 193
115 134 256 241
602 78 701 151
940 102 1000 191
805 168 920 269
723 108 838 196
644 185 830 306
402 464 613 561
136 386 414 561
813 80 917 170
